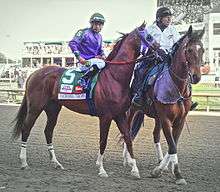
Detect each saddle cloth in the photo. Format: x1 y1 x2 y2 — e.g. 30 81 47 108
58 68 98 100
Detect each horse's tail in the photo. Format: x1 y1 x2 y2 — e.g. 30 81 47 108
11 93 27 140
130 111 144 140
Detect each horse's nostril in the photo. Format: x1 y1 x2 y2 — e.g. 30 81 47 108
192 74 201 84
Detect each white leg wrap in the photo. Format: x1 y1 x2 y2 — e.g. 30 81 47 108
123 143 128 166
125 147 140 178
154 143 163 162
47 143 64 169
169 154 178 174
170 154 178 164
158 153 170 170
20 142 28 168
96 152 108 177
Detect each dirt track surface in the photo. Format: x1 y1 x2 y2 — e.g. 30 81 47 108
0 105 219 192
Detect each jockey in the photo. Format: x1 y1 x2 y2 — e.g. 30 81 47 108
132 7 198 110
69 13 106 88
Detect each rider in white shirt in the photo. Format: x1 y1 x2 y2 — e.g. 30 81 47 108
132 7 198 110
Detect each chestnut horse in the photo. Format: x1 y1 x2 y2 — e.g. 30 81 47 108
123 26 205 184
12 23 159 178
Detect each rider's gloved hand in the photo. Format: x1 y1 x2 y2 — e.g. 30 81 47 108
157 48 166 58
156 48 167 62
85 60 91 67
78 56 87 64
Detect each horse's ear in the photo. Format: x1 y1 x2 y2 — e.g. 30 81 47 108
138 21 146 30
187 25 193 37
198 27 205 39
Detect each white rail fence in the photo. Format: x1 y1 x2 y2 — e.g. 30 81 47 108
0 89 220 112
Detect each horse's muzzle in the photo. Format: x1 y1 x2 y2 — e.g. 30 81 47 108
191 74 201 84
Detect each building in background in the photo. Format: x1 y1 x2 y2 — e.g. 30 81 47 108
21 40 115 68
22 41 75 68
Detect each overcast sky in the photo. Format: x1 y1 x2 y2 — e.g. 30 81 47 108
0 0 157 59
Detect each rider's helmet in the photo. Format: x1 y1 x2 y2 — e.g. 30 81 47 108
89 13 105 24
156 7 173 20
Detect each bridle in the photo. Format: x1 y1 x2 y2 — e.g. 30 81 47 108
169 36 192 82
105 28 160 65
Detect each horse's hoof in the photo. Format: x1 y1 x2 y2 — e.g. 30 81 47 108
55 164 64 170
21 165 29 170
52 161 64 170
176 178 187 185
131 170 140 179
98 171 108 178
150 167 162 178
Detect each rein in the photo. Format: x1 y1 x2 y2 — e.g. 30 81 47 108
168 39 192 101
105 53 156 65
169 67 189 82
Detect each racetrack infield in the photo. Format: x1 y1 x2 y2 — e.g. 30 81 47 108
0 105 219 192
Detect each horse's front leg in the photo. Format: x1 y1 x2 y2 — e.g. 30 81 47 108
96 116 112 177
114 114 140 179
171 119 187 185
151 119 174 178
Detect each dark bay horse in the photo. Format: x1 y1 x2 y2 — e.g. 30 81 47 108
12 23 159 178
123 26 205 184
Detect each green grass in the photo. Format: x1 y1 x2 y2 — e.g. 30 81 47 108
192 84 220 93
192 84 220 111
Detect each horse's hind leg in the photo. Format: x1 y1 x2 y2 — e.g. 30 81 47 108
20 107 43 169
96 116 112 177
114 114 140 179
44 100 63 169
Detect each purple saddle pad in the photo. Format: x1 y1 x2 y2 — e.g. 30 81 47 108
154 69 182 104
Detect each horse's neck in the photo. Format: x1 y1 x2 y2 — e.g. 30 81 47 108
107 42 138 86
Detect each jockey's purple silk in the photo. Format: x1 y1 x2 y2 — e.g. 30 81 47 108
154 69 182 104
69 28 104 60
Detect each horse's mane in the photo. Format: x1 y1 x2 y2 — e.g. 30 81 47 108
106 33 129 61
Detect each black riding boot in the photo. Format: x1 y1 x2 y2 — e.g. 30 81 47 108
190 101 198 111
188 83 198 111
78 65 99 89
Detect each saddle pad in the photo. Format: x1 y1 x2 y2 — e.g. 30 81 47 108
154 69 182 104
58 68 98 100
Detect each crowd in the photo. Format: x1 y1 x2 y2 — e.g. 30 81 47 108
23 42 115 57
24 43 70 55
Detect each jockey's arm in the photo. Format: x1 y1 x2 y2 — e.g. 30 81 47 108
69 29 86 64
78 56 87 64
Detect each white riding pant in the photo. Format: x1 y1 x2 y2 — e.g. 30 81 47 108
88 58 106 69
